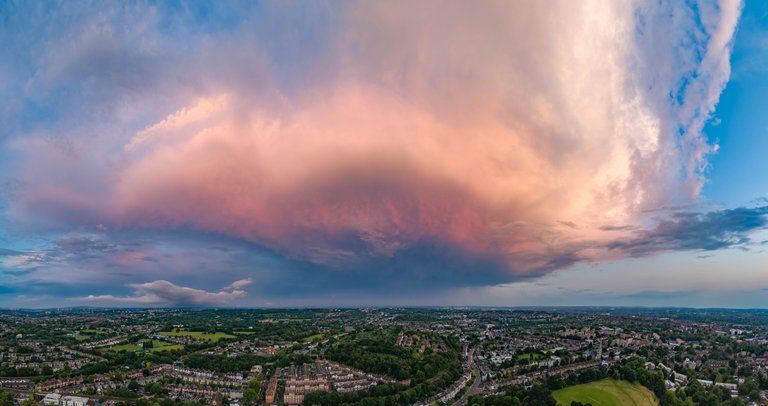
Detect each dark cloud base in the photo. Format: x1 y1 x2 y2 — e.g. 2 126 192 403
607 205 768 256
2 205 768 306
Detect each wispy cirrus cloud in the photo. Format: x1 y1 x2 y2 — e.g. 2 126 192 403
0 248 24 256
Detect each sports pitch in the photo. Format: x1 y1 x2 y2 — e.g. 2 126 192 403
553 378 658 406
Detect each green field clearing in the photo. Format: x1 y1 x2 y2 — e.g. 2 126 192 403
148 341 184 352
234 331 256 335
516 352 544 360
158 330 236 342
554 379 658 406
79 328 111 334
76 329 108 341
107 340 183 353
107 343 141 352
302 333 325 342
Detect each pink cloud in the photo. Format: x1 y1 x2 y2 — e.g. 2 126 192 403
77 279 251 306
6 1 743 281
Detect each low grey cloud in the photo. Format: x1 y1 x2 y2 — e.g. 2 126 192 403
599 225 637 232
621 290 698 300
6 205 768 306
607 206 768 256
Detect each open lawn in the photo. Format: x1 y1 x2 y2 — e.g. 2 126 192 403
554 379 658 406
516 352 544 361
107 340 183 353
302 333 325 342
75 328 110 341
158 330 236 342
107 343 141 352
148 341 184 352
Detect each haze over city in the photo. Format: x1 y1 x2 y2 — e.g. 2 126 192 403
2 0 768 308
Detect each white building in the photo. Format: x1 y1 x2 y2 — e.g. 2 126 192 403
42 393 62 405
61 395 90 406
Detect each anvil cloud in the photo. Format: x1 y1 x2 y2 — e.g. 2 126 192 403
0 0 762 306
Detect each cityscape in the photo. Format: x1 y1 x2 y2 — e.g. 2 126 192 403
0 308 767 405
3 0 768 405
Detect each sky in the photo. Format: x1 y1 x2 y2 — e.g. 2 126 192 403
1 0 768 308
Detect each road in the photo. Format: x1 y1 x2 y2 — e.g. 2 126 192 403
453 350 482 406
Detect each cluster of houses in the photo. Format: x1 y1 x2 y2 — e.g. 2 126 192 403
283 377 329 404
265 360 397 405
327 360 396 392
33 363 245 403
41 393 91 406
395 332 447 353
199 337 295 358
31 361 394 405
28 364 241 405
420 369 472 406
166 365 244 387
81 336 127 350
0 343 99 374
163 384 240 401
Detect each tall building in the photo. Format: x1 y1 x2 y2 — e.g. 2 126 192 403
265 375 279 404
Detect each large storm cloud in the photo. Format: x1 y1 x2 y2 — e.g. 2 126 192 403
0 0 757 305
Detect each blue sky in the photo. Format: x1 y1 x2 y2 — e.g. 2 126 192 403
1 0 767 308
705 1 768 206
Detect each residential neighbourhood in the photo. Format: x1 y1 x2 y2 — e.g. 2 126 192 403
0 308 767 405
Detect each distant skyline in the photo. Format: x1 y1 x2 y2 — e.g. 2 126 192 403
2 0 768 308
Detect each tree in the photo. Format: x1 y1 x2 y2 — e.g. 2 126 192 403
0 390 13 406
243 388 258 405
623 368 637 383
545 375 565 390
521 384 556 406
146 382 164 395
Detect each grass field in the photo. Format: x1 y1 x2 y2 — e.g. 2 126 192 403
148 341 184 352
302 333 325 342
158 330 236 342
516 352 545 361
554 379 658 406
75 328 110 341
107 340 183 353
107 343 141 352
